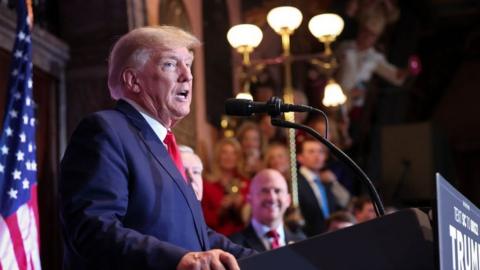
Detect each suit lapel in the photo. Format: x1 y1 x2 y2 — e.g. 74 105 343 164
115 100 207 249
284 227 302 245
244 224 267 252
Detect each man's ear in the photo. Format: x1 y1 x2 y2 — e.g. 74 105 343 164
296 154 304 166
286 194 292 208
121 69 140 93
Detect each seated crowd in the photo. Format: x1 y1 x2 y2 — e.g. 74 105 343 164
181 112 391 252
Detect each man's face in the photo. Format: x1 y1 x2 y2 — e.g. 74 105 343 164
356 27 379 51
181 152 203 201
298 141 328 171
249 171 291 227
355 202 376 223
136 47 194 127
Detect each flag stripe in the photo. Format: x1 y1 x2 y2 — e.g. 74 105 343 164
16 203 38 270
16 205 31 270
26 186 39 243
5 215 27 270
0 215 20 270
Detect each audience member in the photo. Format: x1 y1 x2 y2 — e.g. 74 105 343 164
236 121 265 177
306 116 359 195
179 145 204 201
325 211 357 232
202 138 250 236
229 169 306 251
351 196 376 223
264 142 291 181
297 138 351 236
335 15 409 112
258 114 287 144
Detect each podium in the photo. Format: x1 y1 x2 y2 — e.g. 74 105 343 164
239 208 435 270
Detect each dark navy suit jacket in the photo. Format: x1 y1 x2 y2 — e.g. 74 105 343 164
229 223 306 252
298 172 342 237
59 100 255 269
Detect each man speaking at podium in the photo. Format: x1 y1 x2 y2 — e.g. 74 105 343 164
59 26 254 270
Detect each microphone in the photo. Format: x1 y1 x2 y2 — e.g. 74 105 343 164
224 96 312 117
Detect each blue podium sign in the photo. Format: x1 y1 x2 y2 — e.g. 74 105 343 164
437 173 480 270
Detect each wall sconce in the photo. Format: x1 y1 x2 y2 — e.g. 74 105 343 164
227 6 346 207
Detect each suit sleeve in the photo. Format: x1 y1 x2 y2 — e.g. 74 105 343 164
207 227 257 258
59 115 187 270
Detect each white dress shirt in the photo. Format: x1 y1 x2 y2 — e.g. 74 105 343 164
123 98 168 147
251 218 286 250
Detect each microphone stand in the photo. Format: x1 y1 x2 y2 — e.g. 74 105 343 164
270 116 386 217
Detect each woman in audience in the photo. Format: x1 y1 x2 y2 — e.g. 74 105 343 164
236 121 265 177
201 138 250 236
264 142 291 181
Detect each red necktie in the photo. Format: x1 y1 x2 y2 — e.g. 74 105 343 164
266 229 280 250
164 131 187 182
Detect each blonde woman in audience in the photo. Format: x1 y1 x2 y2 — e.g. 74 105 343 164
202 138 250 236
236 121 265 177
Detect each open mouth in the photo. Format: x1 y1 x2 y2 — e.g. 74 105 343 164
176 89 189 100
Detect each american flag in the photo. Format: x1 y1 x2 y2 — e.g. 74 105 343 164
0 0 42 269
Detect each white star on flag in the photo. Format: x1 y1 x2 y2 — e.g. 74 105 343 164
22 179 30 189
16 151 25 161
12 69 18 76
28 143 33 153
9 109 18 118
18 31 25 40
19 132 26 143
14 50 22 58
25 160 31 170
23 114 29 124
26 97 31 106
27 79 32 89
7 188 18 199
5 127 13 136
25 35 31 43
0 164 4 173
30 118 36 126
31 161 37 171
12 169 21 180
1 145 8 155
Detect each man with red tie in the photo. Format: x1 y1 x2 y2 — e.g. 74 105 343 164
230 169 306 251
59 26 254 270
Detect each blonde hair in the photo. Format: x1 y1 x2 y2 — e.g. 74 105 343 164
235 121 265 153
208 137 245 181
108 25 200 99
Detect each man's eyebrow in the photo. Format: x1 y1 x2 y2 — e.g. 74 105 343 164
158 53 194 62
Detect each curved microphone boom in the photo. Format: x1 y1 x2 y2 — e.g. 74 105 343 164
223 96 386 217
225 96 312 117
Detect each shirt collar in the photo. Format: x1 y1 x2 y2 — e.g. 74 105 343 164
299 166 319 183
251 218 285 242
122 98 168 143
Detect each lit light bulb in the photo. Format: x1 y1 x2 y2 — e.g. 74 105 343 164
322 80 346 107
236 92 253 100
